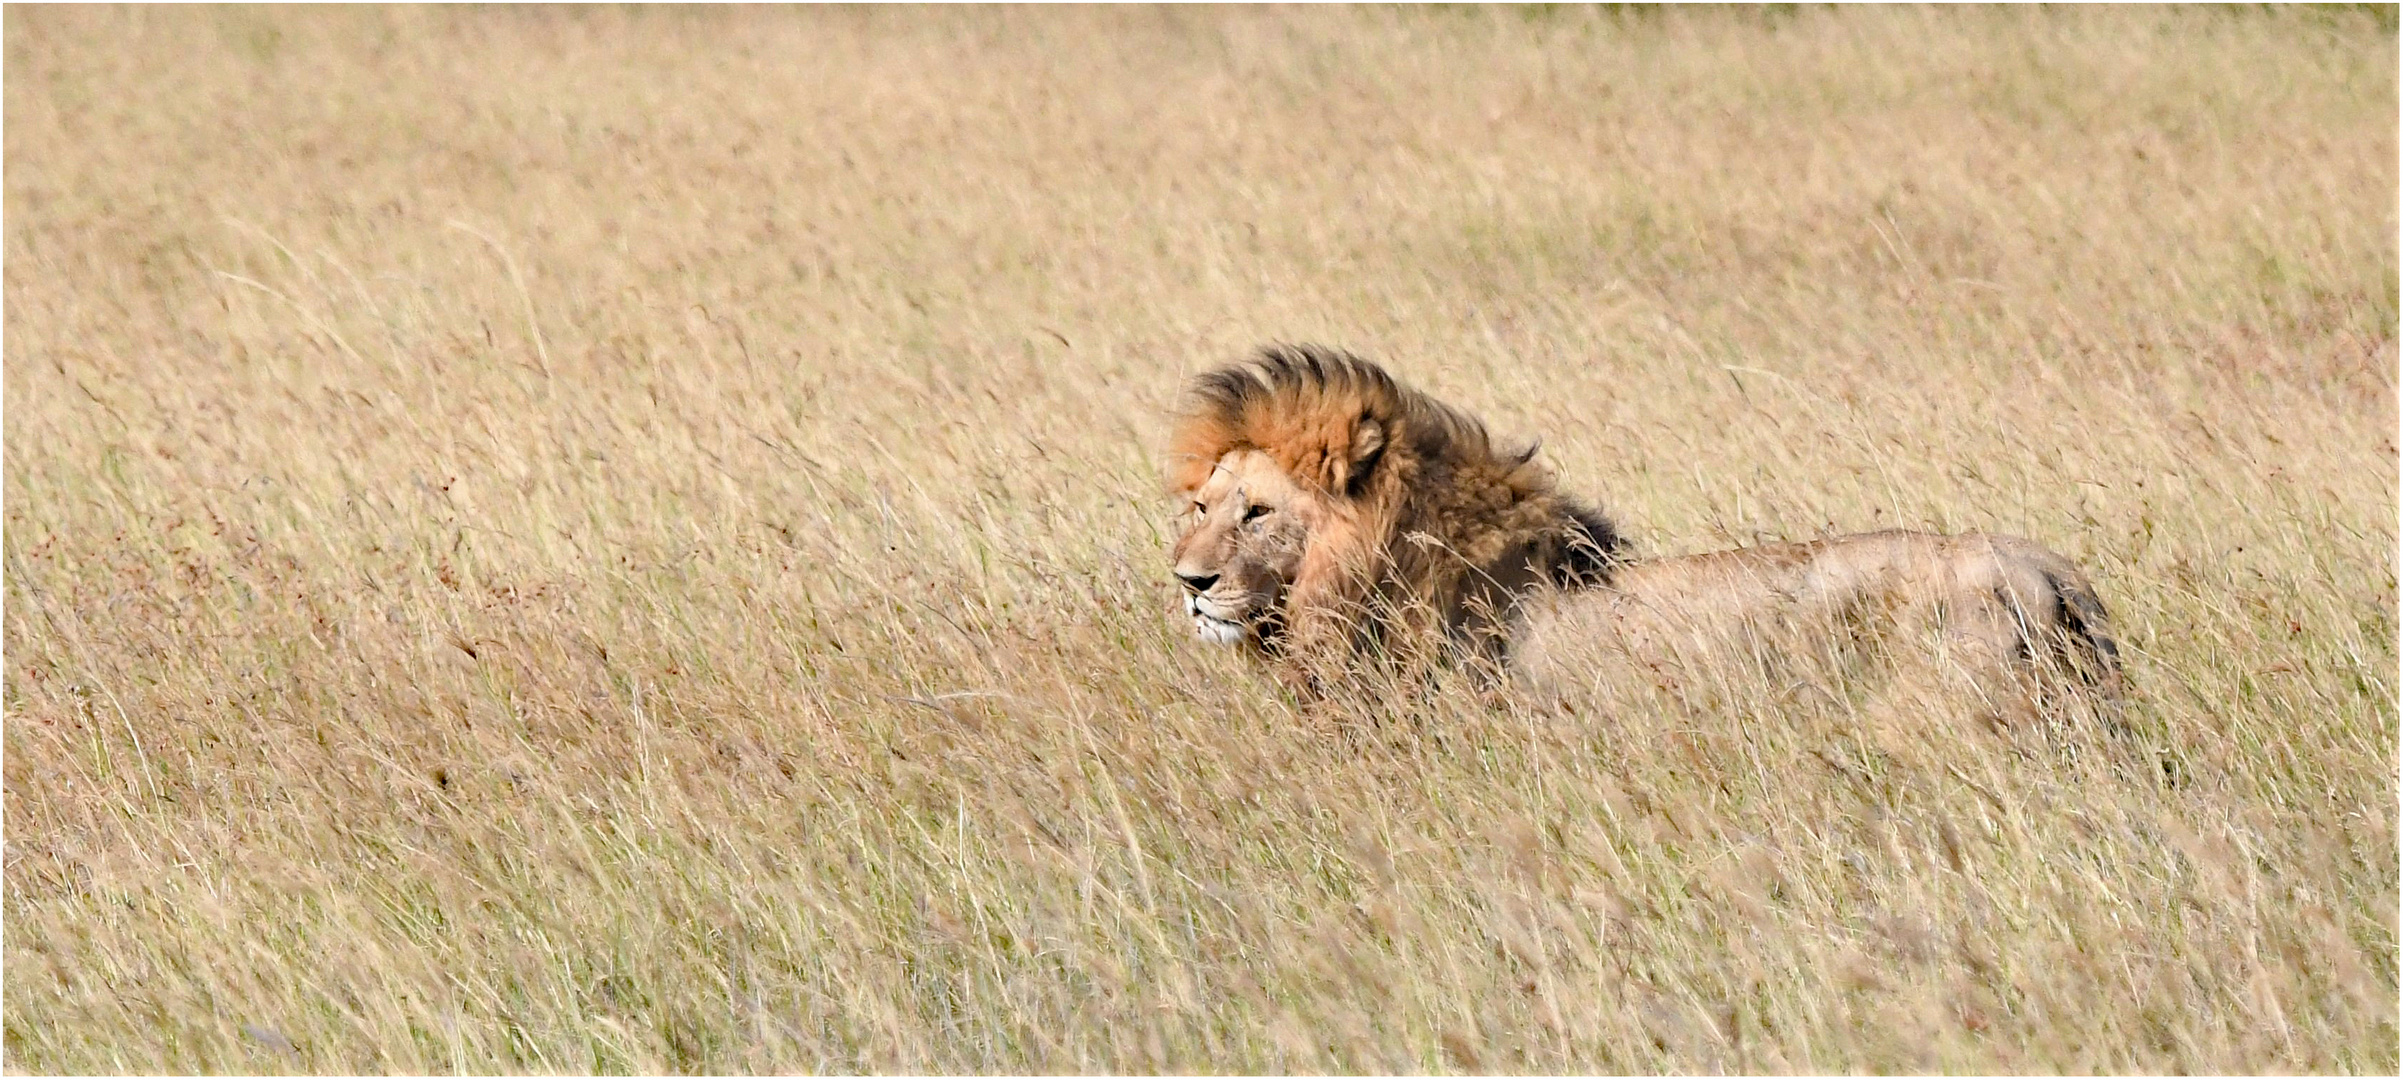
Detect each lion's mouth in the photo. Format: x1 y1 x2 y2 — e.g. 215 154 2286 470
1186 595 1250 647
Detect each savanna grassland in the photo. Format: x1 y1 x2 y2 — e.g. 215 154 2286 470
3 6 2395 1073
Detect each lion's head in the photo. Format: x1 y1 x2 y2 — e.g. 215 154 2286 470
1165 345 1624 669
1170 447 1324 647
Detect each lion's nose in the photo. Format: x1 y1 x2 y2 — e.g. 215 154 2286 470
1176 571 1218 594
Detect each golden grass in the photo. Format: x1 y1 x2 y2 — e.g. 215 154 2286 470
3 5 2395 1072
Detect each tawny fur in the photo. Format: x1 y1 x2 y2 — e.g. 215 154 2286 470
1514 530 2126 714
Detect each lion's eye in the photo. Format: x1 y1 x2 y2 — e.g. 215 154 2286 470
1192 501 1207 517
1242 504 1271 523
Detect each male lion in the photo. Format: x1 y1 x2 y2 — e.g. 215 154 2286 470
1166 345 2123 712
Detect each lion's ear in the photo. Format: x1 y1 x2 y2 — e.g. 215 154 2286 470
1337 417 1385 494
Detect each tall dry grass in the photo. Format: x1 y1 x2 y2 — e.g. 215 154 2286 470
3 5 2394 1073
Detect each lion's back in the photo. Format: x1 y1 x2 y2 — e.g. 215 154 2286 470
1512 529 2120 699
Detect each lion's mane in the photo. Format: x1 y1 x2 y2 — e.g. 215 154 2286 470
1168 344 1624 663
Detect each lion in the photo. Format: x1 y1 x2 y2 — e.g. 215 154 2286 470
1166 345 2123 713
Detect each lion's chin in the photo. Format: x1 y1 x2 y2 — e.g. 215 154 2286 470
1192 612 1248 647
1185 595 1251 647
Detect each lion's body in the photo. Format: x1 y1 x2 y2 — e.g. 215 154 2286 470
1165 346 2121 712
1511 530 2124 710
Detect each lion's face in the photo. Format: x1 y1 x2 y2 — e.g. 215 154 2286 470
1169 450 1323 648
